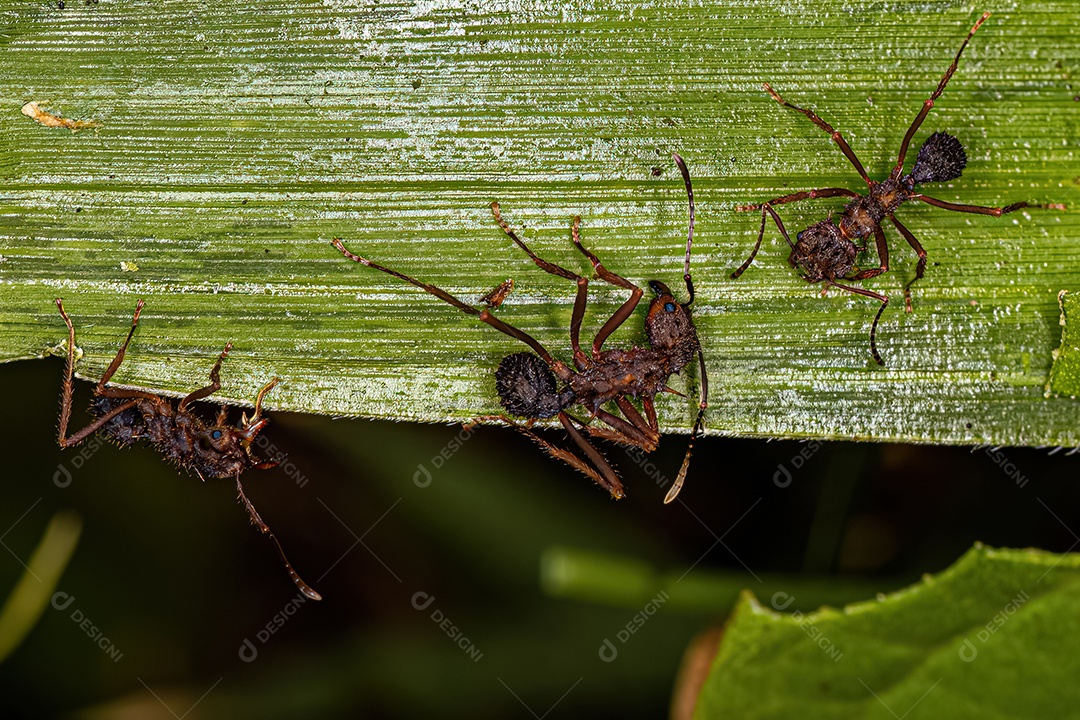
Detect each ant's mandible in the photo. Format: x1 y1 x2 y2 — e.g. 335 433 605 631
333 153 707 503
732 11 1065 364
55 299 321 600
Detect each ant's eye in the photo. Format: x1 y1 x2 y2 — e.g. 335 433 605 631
210 430 223 440
664 302 676 313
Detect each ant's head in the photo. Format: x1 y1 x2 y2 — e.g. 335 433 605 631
792 220 857 283
905 131 967 189
194 422 263 478
644 154 702 363
495 352 573 419
645 280 699 362
195 378 281 478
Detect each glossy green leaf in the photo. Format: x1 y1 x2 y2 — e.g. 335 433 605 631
1 1 1077 444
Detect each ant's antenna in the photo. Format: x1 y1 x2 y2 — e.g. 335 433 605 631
665 153 708 504
672 152 696 305
236 477 322 601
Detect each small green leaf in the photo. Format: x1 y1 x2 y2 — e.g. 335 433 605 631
1047 290 1080 398
693 545 1080 719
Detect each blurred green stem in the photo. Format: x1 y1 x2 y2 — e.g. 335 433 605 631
541 546 902 614
0 511 82 663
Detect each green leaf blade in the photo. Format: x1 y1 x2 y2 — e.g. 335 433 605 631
1 1 1077 444
694 546 1080 720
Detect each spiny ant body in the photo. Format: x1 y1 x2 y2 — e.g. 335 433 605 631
495 277 701 419
55 298 321 600
333 153 707 503
87 390 267 480
733 12 1065 364
788 132 967 286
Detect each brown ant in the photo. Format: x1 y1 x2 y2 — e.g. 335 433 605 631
732 11 1065 364
54 298 322 600
332 153 707 504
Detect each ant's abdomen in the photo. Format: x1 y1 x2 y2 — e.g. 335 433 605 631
92 396 147 446
910 132 966 185
496 352 574 419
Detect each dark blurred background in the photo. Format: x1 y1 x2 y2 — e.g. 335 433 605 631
1 355 1078 719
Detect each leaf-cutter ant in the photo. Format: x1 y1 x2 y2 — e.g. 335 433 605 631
733 11 1065 364
54 298 321 600
332 153 707 503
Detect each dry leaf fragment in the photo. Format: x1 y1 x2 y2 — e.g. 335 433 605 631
21 101 101 131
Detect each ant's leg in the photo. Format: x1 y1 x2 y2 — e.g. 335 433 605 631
491 204 590 366
559 413 626 499
565 216 589 367
827 281 889 366
179 343 233 411
580 422 645 447
913 196 1065 216
732 205 770 279
848 225 890 281
333 238 562 368
57 397 142 448
733 203 801 279
888 216 927 313
55 298 147 446
568 213 640 291
566 277 590 370
641 396 659 433
575 394 664 476
583 404 658 452
735 187 860 214
567 217 645 357
615 397 659 448
490 202 584 282
763 83 872 186
236 477 322 600
894 12 991 175
61 298 146 396
483 413 626 498
476 310 563 368
93 300 146 390
333 239 484 317
55 298 81 446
